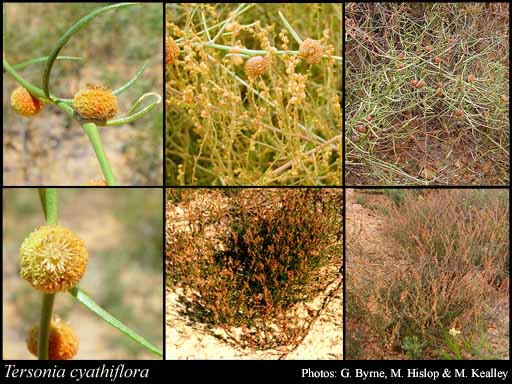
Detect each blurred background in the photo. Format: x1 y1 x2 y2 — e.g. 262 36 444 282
3 3 163 185
2 188 163 359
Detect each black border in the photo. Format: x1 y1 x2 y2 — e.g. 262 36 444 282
1 2 511 383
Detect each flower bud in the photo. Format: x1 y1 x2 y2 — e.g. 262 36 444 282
245 56 271 79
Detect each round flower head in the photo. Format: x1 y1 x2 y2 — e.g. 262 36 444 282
245 56 271 79
19 224 88 293
26 318 78 360
73 84 118 124
166 36 180 65
86 179 107 186
299 38 323 64
11 87 44 117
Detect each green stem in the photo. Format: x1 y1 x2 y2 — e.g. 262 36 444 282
37 188 58 360
38 294 55 360
201 42 343 62
38 188 58 225
278 10 303 44
83 123 117 185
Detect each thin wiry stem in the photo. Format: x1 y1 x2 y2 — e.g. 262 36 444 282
37 188 58 360
42 3 139 99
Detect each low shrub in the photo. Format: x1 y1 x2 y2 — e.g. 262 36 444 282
167 188 342 349
347 189 509 359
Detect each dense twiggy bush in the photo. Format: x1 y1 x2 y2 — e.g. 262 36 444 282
166 3 342 185
347 189 509 359
346 3 509 185
167 189 342 349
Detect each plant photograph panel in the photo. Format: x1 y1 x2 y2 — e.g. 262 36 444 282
3 3 163 186
345 3 509 185
166 188 342 359
2 188 163 359
166 3 342 186
345 189 509 360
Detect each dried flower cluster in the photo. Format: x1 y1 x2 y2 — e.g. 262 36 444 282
299 38 323 64
166 36 180 65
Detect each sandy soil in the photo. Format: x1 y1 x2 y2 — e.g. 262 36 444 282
3 116 139 186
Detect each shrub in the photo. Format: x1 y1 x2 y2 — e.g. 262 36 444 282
347 189 509 359
167 188 342 349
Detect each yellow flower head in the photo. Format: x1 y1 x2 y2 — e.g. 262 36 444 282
73 84 118 124
19 224 88 293
245 55 271 79
449 327 461 337
11 87 44 117
166 36 180 65
26 317 78 360
299 38 323 64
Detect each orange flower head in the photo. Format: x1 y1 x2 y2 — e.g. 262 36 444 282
86 179 107 186
299 38 323 64
19 224 88 293
11 87 44 117
245 56 271 79
26 318 78 360
467 74 477 83
74 84 118 125
416 80 426 89
455 108 464 117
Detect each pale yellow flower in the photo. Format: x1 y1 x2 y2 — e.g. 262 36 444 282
449 327 461 337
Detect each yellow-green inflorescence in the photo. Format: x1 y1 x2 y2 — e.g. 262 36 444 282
19 225 88 293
